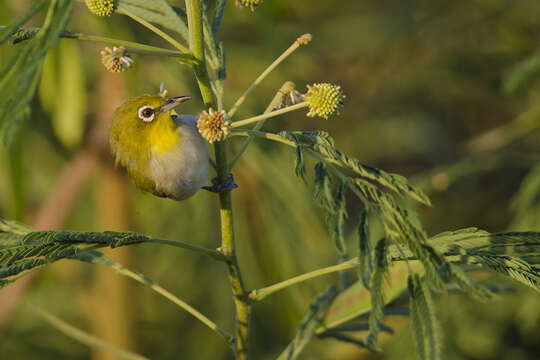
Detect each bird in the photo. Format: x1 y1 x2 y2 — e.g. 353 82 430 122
109 94 210 201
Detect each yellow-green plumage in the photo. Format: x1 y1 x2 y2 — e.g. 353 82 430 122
109 94 209 200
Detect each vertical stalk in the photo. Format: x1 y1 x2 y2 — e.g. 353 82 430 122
185 1 251 358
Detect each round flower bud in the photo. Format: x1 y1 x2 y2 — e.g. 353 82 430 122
100 46 134 73
197 109 231 143
304 83 345 119
85 0 116 16
296 34 312 46
235 0 262 12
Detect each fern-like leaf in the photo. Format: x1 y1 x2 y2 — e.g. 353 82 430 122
357 210 372 289
411 274 442 360
279 287 338 360
0 0 74 143
365 238 388 351
280 131 430 205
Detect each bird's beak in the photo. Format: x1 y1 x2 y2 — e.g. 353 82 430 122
159 96 191 112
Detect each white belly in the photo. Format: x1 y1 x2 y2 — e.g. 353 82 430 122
149 117 209 200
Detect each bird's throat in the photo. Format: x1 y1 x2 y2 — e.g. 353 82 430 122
149 116 181 156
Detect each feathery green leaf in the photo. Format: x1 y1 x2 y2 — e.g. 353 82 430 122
365 238 388 351
279 287 338 360
357 210 372 289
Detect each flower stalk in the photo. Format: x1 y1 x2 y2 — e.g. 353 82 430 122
228 34 312 117
249 259 359 302
231 102 308 128
228 81 296 169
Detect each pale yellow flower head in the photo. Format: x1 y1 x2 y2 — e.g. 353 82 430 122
197 109 231 143
304 83 345 119
100 46 134 73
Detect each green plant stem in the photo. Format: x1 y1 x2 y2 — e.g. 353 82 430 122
107 260 235 348
117 6 190 54
31 304 149 360
6 26 193 61
231 102 308 128
185 0 214 107
70 33 193 59
230 129 296 147
228 81 295 169
185 1 250 358
249 259 358 302
228 34 311 117
0 0 47 44
144 238 225 261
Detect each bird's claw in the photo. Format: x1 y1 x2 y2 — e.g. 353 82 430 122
202 174 238 193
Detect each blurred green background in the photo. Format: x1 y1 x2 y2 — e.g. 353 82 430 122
1 0 540 359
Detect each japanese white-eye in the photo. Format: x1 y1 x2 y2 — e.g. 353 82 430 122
109 94 209 200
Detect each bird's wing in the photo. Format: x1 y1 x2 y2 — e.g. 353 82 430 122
175 114 199 127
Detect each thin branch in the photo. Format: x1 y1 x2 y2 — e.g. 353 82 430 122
230 129 297 147
231 102 308 128
100 256 234 348
144 238 225 261
228 34 312 117
249 259 358 302
228 81 295 169
31 305 149 360
7 27 193 60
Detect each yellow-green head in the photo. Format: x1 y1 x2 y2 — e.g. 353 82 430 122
109 94 209 200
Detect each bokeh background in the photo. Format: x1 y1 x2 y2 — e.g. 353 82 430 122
1 0 540 359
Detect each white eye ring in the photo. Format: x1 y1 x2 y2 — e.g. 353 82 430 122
138 105 155 122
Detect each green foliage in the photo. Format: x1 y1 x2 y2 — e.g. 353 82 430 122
511 163 540 229
0 0 74 144
503 49 540 94
279 287 338 360
280 130 430 206
0 220 152 287
365 237 388 351
455 249 539 291
120 0 189 40
387 228 540 293
2 1 540 360
408 274 442 360
0 0 47 44
357 210 372 288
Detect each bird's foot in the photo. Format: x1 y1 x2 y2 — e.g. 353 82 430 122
202 174 238 193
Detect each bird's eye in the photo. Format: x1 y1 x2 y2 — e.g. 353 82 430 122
138 106 155 122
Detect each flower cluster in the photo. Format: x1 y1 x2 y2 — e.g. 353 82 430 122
304 83 345 119
197 109 231 143
235 0 262 12
85 0 116 17
100 46 134 73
